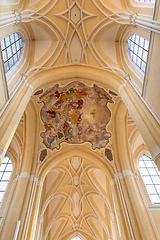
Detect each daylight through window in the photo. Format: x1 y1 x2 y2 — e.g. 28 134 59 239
0 156 13 205
0 32 23 73
139 155 160 203
71 236 82 240
137 0 155 2
127 34 149 74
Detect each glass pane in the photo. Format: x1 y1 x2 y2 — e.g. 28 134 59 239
143 50 148 61
145 160 154 168
144 40 149 50
2 49 8 62
143 176 153 184
141 61 146 72
139 154 160 204
5 164 12 171
1 32 23 73
1 39 5 50
147 185 157 194
5 36 10 47
127 34 149 74
155 185 160 192
14 54 18 63
0 182 8 191
148 168 157 175
135 35 140 44
140 168 148 176
12 43 17 54
134 44 139 55
0 156 13 205
4 62 9 72
138 0 155 2
139 161 145 168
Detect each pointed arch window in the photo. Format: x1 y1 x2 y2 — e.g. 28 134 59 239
0 32 23 73
139 154 160 203
137 0 155 2
0 156 13 205
71 237 82 240
127 34 149 74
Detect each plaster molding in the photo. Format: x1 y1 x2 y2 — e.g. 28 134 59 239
118 74 131 93
40 157 113 239
21 73 34 92
17 172 30 180
37 181 43 188
38 215 44 224
30 174 38 183
16 172 43 188
129 13 137 27
110 169 138 186
14 10 22 25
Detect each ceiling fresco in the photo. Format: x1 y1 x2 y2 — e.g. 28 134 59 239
38 81 114 150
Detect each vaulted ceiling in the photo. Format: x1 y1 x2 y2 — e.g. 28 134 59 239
1 1 157 239
21 0 128 72
40 157 112 240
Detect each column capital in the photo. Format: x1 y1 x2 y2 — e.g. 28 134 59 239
13 10 22 25
130 12 138 27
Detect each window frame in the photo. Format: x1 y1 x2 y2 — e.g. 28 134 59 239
127 34 149 75
69 234 85 240
71 236 83 240
121 29 150 91
1 32 23 74
135 0 155 3
0 156 13 206
129 0 155 8
138 154 160 204
0 29 28 85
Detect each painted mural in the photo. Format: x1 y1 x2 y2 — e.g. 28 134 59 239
38 82 114 150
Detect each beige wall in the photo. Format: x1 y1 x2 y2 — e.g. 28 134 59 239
0 0 160 239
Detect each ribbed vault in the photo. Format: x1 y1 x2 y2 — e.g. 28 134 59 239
39 157 116 240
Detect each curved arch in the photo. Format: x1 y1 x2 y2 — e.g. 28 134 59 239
28 64 124 91
70 236 84 240
1 64 160 173
38 156 114 240
38 145 114 183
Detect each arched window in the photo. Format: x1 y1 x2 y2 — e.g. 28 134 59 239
127 34 149 74
137 0 155 2
0 32 23 73
71 237 82 240
0 156 13 205
139 154 160 204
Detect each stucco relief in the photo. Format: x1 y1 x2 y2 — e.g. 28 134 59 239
38 81 114 150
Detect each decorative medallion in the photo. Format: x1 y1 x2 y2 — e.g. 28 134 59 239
38 81 114 150
105 148 113 161
39 149 47 162
34 89 43 95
